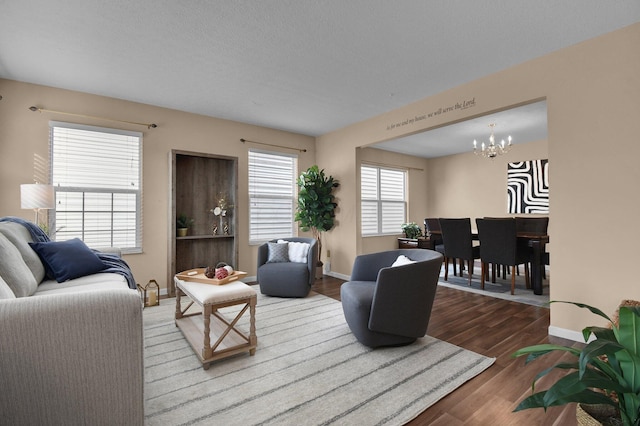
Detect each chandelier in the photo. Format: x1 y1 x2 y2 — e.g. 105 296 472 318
473 123 512 159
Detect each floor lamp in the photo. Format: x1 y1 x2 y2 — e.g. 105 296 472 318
20 183 55 228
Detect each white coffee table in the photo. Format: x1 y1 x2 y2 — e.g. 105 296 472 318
174 276 257 370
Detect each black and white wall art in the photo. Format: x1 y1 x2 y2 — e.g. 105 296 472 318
507 159 549 214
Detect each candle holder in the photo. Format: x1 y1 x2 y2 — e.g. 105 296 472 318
137 279 160 307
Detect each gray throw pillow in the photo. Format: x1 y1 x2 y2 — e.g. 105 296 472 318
0 233 38 297
267 242 289 263
0 222 46 283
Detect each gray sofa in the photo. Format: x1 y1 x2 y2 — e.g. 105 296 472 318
0 219 144 425
341 249 443 348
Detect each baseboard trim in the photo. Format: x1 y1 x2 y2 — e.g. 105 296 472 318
323 270 350 281
548 326 590 343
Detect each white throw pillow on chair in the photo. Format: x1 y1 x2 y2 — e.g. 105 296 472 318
392 255 416 267
277 240 310 263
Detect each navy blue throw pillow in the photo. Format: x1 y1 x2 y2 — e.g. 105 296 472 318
29 238 107 282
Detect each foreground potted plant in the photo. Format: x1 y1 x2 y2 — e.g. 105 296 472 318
512 301 640 426
295 165 339 278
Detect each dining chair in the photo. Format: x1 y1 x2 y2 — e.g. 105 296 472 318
424 217 450 272
438 218 480 286
476 218 530 294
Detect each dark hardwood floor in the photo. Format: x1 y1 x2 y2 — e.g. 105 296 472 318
311 275 581 426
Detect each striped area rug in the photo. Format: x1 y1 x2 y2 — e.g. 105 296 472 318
143 288 494 425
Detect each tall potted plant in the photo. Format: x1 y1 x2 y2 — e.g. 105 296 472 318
295 165 339 278
512 300 640 426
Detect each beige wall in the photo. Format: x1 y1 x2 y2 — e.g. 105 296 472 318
0 79 315 292
356 147 429 257
427 139 549 220
318 23 640 336
2 23 639 337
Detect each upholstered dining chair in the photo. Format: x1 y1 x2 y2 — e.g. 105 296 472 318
438 218 480 286
257 237 318 298
476 218 530 294
340 249 443 348
424 217 449 270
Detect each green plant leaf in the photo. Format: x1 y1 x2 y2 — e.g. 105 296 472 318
512 343 581 361
550 300 614 324
619 392 640 425
515 301 640 424
588 325 617 342
618 307 640 355
530 362 579 388
578 367 629 395
514 387 617 412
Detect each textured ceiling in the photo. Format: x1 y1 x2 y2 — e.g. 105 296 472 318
1 1 639 156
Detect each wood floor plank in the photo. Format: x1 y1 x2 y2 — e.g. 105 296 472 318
311 276 579 425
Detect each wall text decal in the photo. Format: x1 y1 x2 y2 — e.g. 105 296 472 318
386 97 476 131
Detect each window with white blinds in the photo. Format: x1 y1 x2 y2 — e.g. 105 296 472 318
248 150 297 243
361 165 407 236
50 121 142 253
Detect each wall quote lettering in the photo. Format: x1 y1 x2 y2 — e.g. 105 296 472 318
386 97 476 131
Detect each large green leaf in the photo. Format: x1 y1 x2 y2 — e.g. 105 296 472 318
543 372 593 406
579 339 626 377
588 325 618 342
618 307 640 355
515 387 616 412
530 362 579 388
550 300 614 323
512 343 582 362
619 392 640 425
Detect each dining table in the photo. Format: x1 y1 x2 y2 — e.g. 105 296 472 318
423 230 549 295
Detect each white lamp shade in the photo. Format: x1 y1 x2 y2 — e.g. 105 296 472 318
21 184 55 209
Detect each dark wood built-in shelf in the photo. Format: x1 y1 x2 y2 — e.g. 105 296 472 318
169 150 238 296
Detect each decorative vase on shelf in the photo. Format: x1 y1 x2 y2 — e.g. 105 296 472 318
177 228 188 237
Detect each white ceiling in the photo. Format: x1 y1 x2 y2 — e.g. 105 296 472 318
1 1 639 157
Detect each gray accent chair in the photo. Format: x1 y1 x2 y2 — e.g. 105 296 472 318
340 249 443 348
257 237 318 298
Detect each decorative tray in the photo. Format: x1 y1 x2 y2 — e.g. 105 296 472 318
176 268 247 285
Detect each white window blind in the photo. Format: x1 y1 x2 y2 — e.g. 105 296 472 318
50 122 142 253
361 165 407 236
248 150 297 243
